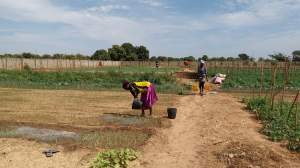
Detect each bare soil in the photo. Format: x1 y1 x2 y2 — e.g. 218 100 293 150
131 93 300 168
1 90 300 168
0 88 176 128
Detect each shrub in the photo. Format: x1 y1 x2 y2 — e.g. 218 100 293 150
90 148 138 168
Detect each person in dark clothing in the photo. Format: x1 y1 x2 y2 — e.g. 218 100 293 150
198 60 207 96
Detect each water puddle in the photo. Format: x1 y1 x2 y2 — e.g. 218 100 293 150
14 127 80 142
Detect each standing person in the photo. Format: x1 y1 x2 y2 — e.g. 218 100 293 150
198 60 207 96
122 80 158 116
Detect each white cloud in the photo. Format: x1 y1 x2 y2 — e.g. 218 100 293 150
219 0 300 27
0 0 299 57
87 5 129 13
0 0 147 42
138 0 164 7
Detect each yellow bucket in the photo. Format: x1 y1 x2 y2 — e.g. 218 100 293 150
204 83 211 91
192 82 199 92
192 82 211 93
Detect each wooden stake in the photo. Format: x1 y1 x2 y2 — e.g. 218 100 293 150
260 62 264 96
271 64 277 110
287 90 300 122
5 57 8 70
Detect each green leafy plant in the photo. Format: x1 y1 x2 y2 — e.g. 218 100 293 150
90 148 138 168
245 97 300 151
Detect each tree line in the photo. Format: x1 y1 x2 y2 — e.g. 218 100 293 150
0 43 151 61
1 43 299 62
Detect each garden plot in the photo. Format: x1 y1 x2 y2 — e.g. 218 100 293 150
0 88 176 128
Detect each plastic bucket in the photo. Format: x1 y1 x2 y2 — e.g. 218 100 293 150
167 108 177 119
132 100 143 109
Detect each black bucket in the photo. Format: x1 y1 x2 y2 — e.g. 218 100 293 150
132 99 143 110
167 108 177 119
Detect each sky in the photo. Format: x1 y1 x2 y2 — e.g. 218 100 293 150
0 0 299 58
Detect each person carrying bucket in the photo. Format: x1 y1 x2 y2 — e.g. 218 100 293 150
122 80 158 117
198 60 208 96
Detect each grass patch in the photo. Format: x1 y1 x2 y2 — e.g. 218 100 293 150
0 127 17 138
0 69 185 93
0 126 151 150
245 97 300 151
80 130 151 149
74 66 179 74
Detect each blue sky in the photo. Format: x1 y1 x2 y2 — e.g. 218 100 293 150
0 0 299 58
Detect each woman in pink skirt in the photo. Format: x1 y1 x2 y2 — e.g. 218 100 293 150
122 80 158 116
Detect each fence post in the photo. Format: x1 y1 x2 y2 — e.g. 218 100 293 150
270 64 277 110
0 57 3 69
287 90 300 122
5 57 8 69
260 62 264 96
20 58 24 70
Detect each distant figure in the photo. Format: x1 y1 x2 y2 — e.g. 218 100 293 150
155 60 159 69
122 81 158 116
198 60 207 96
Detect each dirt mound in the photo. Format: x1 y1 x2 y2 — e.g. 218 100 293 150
216 141 286 168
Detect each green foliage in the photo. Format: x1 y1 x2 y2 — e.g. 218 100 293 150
0 68 183 93
108 45 127 61
90 149 138 168
135 45 149 60
121 43 138 61
92 50 109 60
202 55 208 61
245 97 300 151
219 68 300 90
269 53 287 62
183 56 196 61
23 64 32 71
238 53 250 61
292 50 300 62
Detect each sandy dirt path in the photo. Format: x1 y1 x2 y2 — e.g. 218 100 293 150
0 138 91 168
132 93 300 168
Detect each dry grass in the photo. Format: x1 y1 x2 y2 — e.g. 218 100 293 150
0 88 177 128
79 130 151 149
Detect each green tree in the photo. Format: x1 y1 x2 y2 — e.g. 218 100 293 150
125 53 138 61
22 52 39 58
202 55 208 61
269 53 287 62
150 56 157 61
227 57 235 61
42 54 52 59
135 45 149 60
121 43 136 55
53 53 64 59
91 49 109 60
183 56 196 61
108 45 126 61
238 53 250 61
292 50 300 61
157 56 168 61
